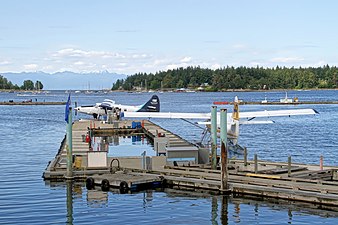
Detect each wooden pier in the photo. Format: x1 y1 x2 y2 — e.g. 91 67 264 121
43 118 338 206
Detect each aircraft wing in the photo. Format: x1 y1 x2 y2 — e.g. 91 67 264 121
239 109 318 119
122 112 211 119
123 108 318 120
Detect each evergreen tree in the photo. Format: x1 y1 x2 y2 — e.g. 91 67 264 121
22 80 35 90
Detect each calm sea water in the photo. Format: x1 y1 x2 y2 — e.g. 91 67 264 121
1 90 338 224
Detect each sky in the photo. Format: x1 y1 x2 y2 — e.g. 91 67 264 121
1 0 338 75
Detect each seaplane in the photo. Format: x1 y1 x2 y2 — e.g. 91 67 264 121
75 95 160 119
121 96 318 149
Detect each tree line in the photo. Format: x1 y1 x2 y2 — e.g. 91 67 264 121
112 65 338 91
0 75 44 90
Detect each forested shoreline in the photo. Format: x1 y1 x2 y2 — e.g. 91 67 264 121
112 65 338 91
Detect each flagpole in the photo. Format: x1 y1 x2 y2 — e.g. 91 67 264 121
66 107 73 179
65 93 73 179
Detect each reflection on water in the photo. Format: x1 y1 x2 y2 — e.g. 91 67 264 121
87 189 108 207
52 180 338 225
91 135 155 157
66 181 73 225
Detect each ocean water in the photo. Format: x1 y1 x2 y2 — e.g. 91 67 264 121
0 90 338 224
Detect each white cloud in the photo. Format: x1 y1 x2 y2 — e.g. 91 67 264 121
0 60 10 65
132 54 149 59
166 64 179 70
117 63 127 67
142 59 167 69
24 64 38 70
74 61 85 65
180 57 192 63
52 48 126 59
42 65 54 71
4 45 332 75
270 57 304 63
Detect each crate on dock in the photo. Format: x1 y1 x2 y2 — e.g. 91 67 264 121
87 151 108 168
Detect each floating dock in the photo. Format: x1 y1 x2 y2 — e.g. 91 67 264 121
43 119 338 206
86 172 164 192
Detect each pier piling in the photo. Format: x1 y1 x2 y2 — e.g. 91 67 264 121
244 147 247 166
254 154 258 174
211 106 217 170
320 155 324 170
220 109 228 191
288 155 292 177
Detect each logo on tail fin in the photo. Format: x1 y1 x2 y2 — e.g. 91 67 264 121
137 95 160 112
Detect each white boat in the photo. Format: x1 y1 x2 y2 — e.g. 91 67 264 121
280 92 293 103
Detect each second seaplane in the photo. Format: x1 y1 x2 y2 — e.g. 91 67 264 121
121 96 318 149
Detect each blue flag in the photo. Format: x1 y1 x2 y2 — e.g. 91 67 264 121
65 94 71 123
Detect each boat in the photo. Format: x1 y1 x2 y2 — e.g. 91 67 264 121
261 96 268 103
280 92 293 103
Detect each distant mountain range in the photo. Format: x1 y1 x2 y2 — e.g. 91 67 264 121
2 71 127 90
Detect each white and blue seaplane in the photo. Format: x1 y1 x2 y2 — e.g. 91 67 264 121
75 95 160 119
121 96 318 151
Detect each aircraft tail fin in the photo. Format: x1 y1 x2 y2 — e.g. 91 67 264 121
137 95 160 112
